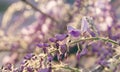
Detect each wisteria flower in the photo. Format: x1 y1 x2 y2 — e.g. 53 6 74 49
43 43 50 47
24 53 34 60
60 44 67 54
27 67 33 72
55 34 68 41
37 43 43 48
49 37 57 42
67 26 80 37
81 17 89 33
47 54 53 62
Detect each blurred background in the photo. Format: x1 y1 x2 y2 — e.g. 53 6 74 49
0 0 120 71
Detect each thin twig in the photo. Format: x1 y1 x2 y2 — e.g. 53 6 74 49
77 43 81 51
21 0 59 23
70 37 119 45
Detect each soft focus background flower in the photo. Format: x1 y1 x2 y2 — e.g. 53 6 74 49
0 0 120 72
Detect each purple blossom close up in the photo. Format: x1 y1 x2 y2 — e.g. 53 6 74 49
81 17 89 33
67 26 81 37
55 34 68 41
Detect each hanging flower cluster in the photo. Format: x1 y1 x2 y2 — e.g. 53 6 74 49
0 0 120 72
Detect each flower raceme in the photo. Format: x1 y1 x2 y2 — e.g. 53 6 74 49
1 0 120 72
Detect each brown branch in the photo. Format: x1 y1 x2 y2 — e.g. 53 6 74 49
21 0 59 23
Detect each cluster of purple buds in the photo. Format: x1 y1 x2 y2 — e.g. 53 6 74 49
37 43 50 53
17 53 52 72
24 53 34 60
50 34 68 61
36 33 69 62
47 54 53 62
1 0 120 72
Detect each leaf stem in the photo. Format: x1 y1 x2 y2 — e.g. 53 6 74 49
70 37 119 45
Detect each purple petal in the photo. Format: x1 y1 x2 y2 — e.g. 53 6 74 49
80 48 88 56
55 43 59 49
27 67 33 72
48 54 53 62
55 34 68 41
67 26 76 32
38 68 49 72
43 48 48 54
49 38 57 42
67 26 81 37
97 59 109 67
89 31 96 37
60 44 67 54
76 51 81 60
24 53 33 60
81 17 89 32
70 30 80 37
43 43 50 47
37 43 43 48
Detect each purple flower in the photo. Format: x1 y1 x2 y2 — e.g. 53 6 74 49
55 43 59 49
76 51 81 60
43 47 48 54
21 60 27 65
91 42 101 53
37 43 43 48
81 17 89 32
76 48 88 60
97 59 109 67
89 31 96 37
49 38 57 42
60 44 67 54
43 43 50 47
27 67 33 72
80 48 88 56
67 26 80 37
107 27 112 38
111 33 120 41
38 68 49 72
55 34 68 41
47 54 53 62
24 53 33 60
67 26 76 32
70 30 80 37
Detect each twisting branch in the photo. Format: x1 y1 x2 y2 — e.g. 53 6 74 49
21 0 59 23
